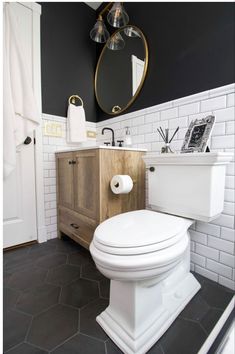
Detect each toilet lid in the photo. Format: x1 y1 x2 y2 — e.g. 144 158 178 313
94 210 193 251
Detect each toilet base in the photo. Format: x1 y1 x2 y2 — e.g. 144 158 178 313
97 272 201 354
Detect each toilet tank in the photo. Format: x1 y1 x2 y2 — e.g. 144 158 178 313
143 152 233 222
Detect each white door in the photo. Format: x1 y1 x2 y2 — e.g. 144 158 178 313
132 55 145 96
3 3 37 248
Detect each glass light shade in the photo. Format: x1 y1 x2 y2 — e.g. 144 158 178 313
107 2 129 28
107 32 125 51
90 17 110 43
124 26 140 38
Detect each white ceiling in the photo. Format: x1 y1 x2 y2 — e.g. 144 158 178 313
85 2 102 10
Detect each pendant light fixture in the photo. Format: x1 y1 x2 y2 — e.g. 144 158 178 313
90 16 110 43
107 32 125 51
124 26 140 38
90 2 130 44
107 2 129 28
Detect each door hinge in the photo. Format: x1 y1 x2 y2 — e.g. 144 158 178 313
34 137 36 145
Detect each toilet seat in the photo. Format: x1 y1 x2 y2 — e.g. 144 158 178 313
90 209 193 281
94 210 193 256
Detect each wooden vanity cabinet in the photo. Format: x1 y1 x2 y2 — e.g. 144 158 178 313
56 148 145 249
56 152 75 210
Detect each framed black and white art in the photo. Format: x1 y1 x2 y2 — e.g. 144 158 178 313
181 115 215 153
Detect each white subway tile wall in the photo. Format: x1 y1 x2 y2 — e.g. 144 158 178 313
41 84 235 290
95 84 235 290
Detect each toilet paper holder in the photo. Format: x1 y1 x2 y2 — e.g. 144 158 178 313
114 180 136 187
110 175 135 194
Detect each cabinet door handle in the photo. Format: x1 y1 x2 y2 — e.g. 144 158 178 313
72 160 76 164
68 160 72 165
70 223 79 229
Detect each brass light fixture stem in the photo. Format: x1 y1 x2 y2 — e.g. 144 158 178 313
98 2 124 18
98 2 113 18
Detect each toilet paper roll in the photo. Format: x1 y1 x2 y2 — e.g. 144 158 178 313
110 175 133 194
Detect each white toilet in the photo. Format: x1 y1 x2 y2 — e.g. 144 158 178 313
90 152 232 354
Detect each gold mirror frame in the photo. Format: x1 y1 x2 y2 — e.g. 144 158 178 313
95 25 149 115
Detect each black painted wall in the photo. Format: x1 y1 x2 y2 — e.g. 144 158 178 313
40 2 97 122
40 2 235 123
97 2 235 121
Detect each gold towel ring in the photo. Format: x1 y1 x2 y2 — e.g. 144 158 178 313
68 95 84 107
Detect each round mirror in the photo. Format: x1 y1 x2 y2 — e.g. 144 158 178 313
95 25 148 115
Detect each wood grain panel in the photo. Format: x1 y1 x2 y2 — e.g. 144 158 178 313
59 207 95 248
73 150 100 220
99 149 145 223
56 152 74 210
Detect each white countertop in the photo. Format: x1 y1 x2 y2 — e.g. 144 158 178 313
56 145 147 153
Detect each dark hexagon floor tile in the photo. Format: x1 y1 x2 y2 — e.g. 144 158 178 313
199 281 233 310
55 239 79 254
28 242 57 258
52 333 105 354
192 271 207 286
99 278 110 299
147 342 164 354
159 318 207 354
8 267 47 291
46 264 80 286
105 340 123 354
47 238 62 245
4 251 36 273
16 283 60 315
6 342 48 354
200 308 223 334
80 298 109 341
27 304 78 351
3 271 12 286
4 287 20 310
179 293 210 322
3 309 32 352
68 250 91 267
81 262 106 282
36 253 67 269
60 278 99 309
3 247 30 265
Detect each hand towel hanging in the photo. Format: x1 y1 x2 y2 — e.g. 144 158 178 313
67 95 87 143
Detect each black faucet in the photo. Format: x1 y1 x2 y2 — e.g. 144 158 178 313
102 127 115 146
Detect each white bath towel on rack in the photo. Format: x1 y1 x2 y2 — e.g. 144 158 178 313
3 3 40 179
67 104 87 143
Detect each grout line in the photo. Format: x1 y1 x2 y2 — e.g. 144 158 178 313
78 332 108 344
77 308 80 332
159 343 165 354
24 315 34 343
79 297 100 312
104 341 108 354
25 341 50 353
48 331 79 352
59 301 82 312
4 343 22 353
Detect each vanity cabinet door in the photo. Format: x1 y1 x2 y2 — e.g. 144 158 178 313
73 150 99 220
56 152 75 210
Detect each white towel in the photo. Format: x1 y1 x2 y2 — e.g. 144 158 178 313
67 104 87 143
3 4 40 179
